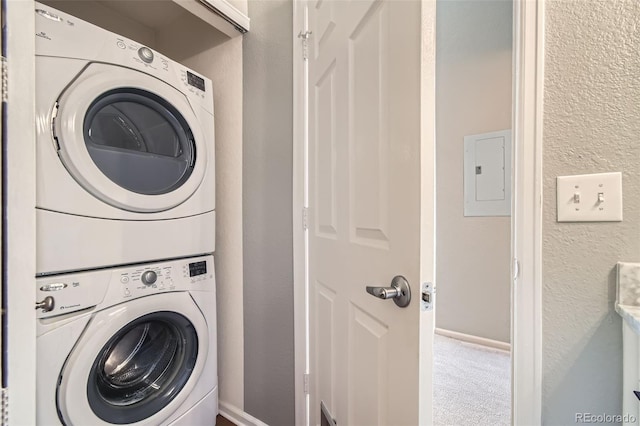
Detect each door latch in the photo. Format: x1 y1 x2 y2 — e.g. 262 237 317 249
421 282 433 311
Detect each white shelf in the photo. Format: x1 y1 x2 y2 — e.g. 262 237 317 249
176 0 250 36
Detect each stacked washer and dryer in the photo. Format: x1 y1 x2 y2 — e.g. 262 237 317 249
34 3 218 425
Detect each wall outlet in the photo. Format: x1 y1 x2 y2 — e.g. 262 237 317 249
556 172 622 222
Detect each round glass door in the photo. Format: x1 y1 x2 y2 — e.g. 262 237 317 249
53 63 209 213
83 88 196 196
86 312 198 424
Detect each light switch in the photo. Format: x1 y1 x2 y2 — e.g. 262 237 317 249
556 172 622 222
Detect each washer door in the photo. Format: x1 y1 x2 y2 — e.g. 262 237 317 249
57 292 208 425
54 63 208 213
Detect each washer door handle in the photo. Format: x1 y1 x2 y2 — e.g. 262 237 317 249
35 296 55 313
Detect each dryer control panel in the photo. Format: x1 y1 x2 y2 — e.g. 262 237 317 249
34 2 213 113
35 255 215 319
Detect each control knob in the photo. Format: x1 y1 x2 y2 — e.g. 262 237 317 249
141 270 157 285
138 47 154 63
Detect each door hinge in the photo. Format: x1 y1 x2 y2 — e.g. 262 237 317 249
1 56 7 103
298 31 312 61
303 373 310 394
302 207 309 230
1 388 8 426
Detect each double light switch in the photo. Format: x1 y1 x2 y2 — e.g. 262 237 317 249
556 172 622 222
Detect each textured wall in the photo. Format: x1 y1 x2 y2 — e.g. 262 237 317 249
542 0 640 422
435 0 512 343
243 0 295 424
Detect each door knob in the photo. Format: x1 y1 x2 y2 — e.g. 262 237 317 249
35 296 55 313
366 276 411 308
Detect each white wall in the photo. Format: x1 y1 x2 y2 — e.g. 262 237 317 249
542 0 640 422
435 0 512 343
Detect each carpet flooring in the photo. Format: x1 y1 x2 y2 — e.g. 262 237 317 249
433 334 511 426
217 335 509 426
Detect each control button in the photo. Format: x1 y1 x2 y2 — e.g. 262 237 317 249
120 276 129 284
36 9 62 22
117 40 126 49
124 289 131 296
138 47 154 63
141 270 157 285
40 282 67 292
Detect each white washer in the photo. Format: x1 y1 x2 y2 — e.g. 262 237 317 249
35 3 216 275
36 255 217 425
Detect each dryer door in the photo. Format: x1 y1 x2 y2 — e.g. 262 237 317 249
54 63 208 213
57 292 209 425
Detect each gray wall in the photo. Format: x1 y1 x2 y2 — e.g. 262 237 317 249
435 0 512 343
542 0 640 423
243 1 295 425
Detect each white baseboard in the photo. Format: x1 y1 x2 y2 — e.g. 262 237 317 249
435 327 511 352
219 401 269 426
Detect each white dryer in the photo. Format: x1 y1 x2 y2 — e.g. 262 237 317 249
35 3 216 275
36 255 217 425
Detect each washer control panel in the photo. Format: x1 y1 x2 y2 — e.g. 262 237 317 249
36 255 215 319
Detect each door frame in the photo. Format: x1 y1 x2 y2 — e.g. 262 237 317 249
5 0 38 424
511 0 544 423
292 2 309 425
292 0 545 425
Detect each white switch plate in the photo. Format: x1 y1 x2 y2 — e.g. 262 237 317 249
556 172 622 222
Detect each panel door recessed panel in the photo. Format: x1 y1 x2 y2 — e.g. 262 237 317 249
348 1 389 249
316 281 337 416
314 0 335 59
315 61 338 238
348 304 389 426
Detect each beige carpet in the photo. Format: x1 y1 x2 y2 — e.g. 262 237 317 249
433 334 511 426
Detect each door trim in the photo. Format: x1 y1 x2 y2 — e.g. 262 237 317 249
511 0 544 423
5 1 37 423
292 0 545 424
292 1 309 426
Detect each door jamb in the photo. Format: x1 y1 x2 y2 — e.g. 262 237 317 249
5 1 37 424
291 1 545 425
292 1 310 426
511 0 544 424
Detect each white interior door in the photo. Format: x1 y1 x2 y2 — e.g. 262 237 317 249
307 0 435 425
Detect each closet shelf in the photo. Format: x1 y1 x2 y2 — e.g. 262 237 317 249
94 0 250 38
